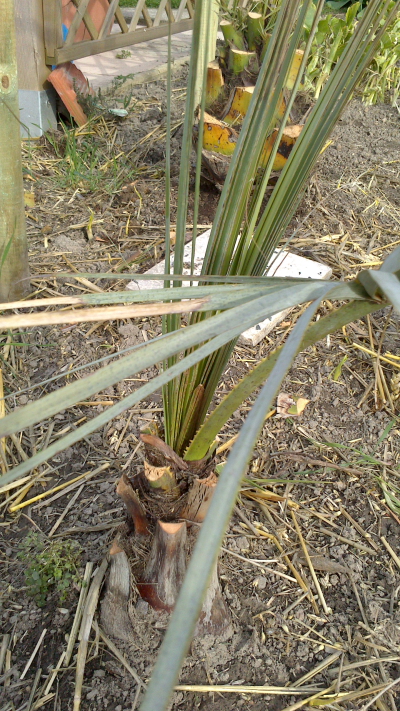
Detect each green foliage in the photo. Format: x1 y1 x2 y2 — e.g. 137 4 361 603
116 49 132 59
303 2 400 103
219 1 399 105
17 532 82 607
325 0 369 9
304 2 360 98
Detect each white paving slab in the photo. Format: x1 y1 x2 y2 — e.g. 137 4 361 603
127 230 332 347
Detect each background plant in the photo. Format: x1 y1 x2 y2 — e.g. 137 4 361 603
303 0 400 103
217 1 399 104
44 119 138 194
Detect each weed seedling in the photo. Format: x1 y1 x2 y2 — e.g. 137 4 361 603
18 532 82 607
116 49 132 59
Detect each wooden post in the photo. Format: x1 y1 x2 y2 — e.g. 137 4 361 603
0 0 30 302
14 0 57 137
14 0 50 92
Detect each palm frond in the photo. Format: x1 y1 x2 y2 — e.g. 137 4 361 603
140 297 325 711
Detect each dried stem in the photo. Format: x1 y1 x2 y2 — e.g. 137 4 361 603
116 473 150 536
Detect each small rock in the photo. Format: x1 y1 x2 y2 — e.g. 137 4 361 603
254 576 267 590
236 536 250 551
93 669 105 678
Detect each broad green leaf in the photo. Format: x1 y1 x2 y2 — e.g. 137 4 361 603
303 2 318 32
346 2 360 26
358 272 400 312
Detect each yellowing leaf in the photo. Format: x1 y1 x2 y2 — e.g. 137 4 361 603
24 192 35 207
288 396 310 415
309 693 348 706
331 354 348 381
242 489 285 503
277 393 310 417
87 211 95 241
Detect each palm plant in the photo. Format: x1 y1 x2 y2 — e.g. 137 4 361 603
0 1 399 709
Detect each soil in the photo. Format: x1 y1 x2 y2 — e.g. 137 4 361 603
1 65 400 711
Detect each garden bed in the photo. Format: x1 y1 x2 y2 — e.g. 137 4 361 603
1 66 400 711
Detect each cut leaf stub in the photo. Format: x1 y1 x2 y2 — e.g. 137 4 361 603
202 113 238 155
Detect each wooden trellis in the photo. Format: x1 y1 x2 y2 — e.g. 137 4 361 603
44 0 194 65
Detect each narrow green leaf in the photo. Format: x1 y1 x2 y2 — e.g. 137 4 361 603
358 272 400 311
380 244 400 273
201 0 303 277
0 282 332 441
245 0 398 277
1 289 323 486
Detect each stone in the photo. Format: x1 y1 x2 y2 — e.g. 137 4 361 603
254 575 267 590
127 229 332 347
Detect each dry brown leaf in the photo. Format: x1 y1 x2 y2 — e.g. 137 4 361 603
276 393 310 418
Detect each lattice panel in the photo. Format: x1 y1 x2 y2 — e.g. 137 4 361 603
44 0 194 64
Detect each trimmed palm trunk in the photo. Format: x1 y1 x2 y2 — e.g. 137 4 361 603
101 437 232 641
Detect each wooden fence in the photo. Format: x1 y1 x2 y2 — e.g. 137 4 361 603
44 0 194 65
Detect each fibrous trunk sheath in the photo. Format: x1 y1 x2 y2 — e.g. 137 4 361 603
101 541 134 642
182 474 232 637
111 466 232 638
116 473 150 536
138 521 187 611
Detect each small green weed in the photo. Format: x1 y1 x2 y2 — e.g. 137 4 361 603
45 120 138 194
116 49 132 59
18 532 82 607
